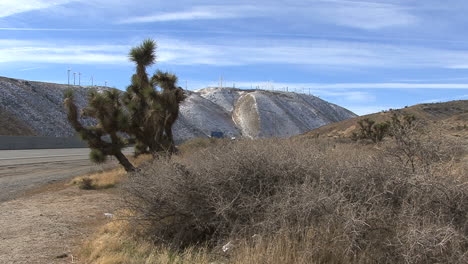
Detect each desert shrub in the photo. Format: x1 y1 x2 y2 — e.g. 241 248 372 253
123 137 467 263
177 137 230 154
384 114 463 173
354 118 390 142
78 177 95 190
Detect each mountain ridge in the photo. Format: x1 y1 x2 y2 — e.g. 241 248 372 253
0 76 357 141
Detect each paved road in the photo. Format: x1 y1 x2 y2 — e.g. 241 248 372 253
0 148 128 202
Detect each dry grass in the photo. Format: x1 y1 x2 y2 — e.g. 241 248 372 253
70 154 151 189
78 126 467 264
80 219 339 264
79 212 213 264
71 168 126 189
122 133 467 263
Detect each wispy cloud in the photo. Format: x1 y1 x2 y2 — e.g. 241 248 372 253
118 1 417 29
213 80 468 90
118 5 258 24
4 37 468 71
0 0 73 18
0 40 129 64
310 0 418 30
421 94 468 103
19 66 44 71
155 38 468 69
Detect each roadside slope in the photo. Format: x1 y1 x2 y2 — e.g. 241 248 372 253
300 100 468 139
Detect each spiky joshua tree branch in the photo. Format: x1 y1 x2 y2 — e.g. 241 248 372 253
64 38 186 171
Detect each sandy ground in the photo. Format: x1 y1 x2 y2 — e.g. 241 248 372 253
0 181 118 264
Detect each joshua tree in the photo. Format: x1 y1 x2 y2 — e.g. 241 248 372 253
151 71 185 153
64 89 136 172
64 38 185 171
124 39 185 155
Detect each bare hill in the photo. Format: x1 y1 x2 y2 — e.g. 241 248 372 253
0 76 102 137
301 100 468 140
174 87 356 141
0 107 36 136
0 76 356 141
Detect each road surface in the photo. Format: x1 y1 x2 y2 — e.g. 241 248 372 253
0 148 126 202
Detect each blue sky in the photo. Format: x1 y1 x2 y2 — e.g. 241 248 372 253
1 0 468 115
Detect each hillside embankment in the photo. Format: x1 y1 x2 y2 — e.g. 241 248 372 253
0 76 356 141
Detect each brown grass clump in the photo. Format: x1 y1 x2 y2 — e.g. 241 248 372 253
122 131 467 263
71 168 126 190
79 212 213 264
71 154 151 190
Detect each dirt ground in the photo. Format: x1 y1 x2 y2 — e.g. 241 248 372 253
0 181 118 264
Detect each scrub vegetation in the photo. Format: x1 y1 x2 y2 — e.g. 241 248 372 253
79 118 467 264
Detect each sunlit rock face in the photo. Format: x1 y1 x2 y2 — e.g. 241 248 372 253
174 87 356 141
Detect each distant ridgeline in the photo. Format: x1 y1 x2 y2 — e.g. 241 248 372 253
0 77 356 143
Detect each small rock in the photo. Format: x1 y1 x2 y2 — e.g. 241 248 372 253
56 253 67 259
104 213 114 218
222 241 234 253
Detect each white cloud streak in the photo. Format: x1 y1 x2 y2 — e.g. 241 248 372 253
300 0 418 30
0 0 72 18
119 5 257 24
116 1 417 29
0 40 129 64
155 38 468 69
4 37 468 71
229 81 468 90
19 66 44 71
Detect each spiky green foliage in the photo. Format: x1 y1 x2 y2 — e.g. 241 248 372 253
129 39 156 68
64 89 136 172
124 40 186 155
64 39 186 171
90 148 107 163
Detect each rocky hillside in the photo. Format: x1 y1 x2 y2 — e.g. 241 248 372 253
0 77 103 137
300 100 468 140
0 77 356 141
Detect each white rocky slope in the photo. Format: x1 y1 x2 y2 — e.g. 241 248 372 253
0 77 356 141
172 87 356 141
0 77 101 137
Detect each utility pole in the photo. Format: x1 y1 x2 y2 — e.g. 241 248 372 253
105 81 107 87
78 72 81 86
67 68 71 87
91 75 94 86
73 72 76 85
185 80 188 90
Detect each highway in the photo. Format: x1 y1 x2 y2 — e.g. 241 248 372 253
0 148 126 202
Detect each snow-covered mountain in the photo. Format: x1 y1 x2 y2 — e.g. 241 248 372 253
0 77 356 141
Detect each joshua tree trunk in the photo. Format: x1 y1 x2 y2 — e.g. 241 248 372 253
114 151 136 172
